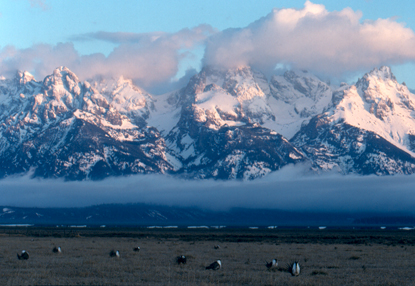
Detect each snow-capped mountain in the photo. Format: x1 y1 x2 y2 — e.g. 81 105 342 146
1 65 415 180
0 67 173 179
164 66 305 179
267 70 333 138
291 66 415 174
91 76 155 127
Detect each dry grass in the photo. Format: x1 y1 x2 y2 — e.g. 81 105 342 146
0 228 414 285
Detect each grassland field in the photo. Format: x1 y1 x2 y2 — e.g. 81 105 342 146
0 227 415 285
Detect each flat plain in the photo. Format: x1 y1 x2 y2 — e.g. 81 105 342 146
1 227 415 285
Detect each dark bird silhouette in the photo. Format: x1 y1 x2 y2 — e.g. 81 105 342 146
52 246 62 253
133 247 140 252
206 259 221 270
109 250 120 257
214 245 220 249
177 255 187 265
266 259 278 269
17 250 29 260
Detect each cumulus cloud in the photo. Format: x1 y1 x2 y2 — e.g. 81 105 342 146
0 25 215 93
0 43 80 80
1 164 415 215
203 0 415 78
3 1 415 92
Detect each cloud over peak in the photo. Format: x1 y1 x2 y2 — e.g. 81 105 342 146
203 1 415 78
1 2 415 92
0 25 215 93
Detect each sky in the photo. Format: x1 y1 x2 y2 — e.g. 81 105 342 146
2 0 415 93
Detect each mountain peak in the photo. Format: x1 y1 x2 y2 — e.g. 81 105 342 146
51 66 80 82
199 65 258 81
364 66 396 82
15 71 35 85
115 76 142 91
42 66 81 93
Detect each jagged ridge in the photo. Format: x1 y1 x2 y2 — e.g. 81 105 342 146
1 65 415 180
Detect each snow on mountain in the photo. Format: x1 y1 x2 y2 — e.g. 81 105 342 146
291 66 415 175
146 91 185 138
1 67 139 144
334 66 415 154
264 70 333 139
1 65 415 180
182 66 275 131
91 76 155 128
0 67 174 179
164 66 305 179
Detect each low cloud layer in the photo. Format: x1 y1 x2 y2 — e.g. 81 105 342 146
1 164 415 215
203 1 415 78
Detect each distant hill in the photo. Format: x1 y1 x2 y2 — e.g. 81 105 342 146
0 204 413 227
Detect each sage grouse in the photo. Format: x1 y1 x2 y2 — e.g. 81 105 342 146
290 262 300 276
109 250 120 257
177 255 187 265
17 250 29 260
206 260 221 270
266 259 278 269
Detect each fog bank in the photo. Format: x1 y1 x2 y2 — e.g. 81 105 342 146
1 164 414 214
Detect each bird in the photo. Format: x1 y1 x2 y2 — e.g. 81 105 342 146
290 262 300 276
17 250 29 260
133 247 140 252
214 245 220 249
52 246 62 253
206 260 221 270
109 250 120 257
266 259 278 270
177 255 187 265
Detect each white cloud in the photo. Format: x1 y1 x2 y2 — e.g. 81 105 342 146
203 1 415 78
0 25 215 93
3 1 415 91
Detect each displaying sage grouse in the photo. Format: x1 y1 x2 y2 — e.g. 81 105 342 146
109 250 120 257
133 247 140 252
266 259 278 270
52 246 62 253
214 245 220 249
177 255 187 265
17 250 29 260
290 262 300 276
206 260 221 270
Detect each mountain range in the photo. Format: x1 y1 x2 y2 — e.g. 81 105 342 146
1 65 415 180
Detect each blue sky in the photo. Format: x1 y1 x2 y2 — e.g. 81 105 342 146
1 0 415 92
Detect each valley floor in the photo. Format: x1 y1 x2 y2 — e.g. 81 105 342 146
0 228 414 285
